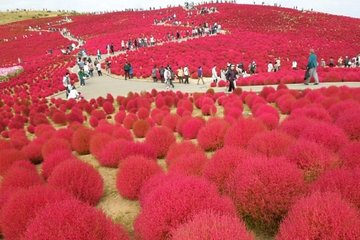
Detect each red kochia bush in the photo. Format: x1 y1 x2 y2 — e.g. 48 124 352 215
171 211 254 240
335 109 360 140
102 101 115 114
276 192 360 240
89 132 115 159
299 121 348 152
132 119 151 138
204 146 249 194
166 141 202 166
227 157 305 233
71 127 94 155
135 176 236 240
145 126 176 158
168 152 208 176
181 117 206 139
197 118 230 151
41 150 76 179
311 168 360 209
47 160 104 205
0 148 27 175
339 141 360 168
286 139 340 181
116 155 163 200
41 137 71 159
23 200 129 240
247 130 296 158
0 186 72 240
224 118 266 148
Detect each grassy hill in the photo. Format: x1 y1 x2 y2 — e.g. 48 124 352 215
0 10 77 25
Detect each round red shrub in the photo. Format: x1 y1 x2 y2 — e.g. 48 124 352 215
137 107 150 120
123 113 138 129
71 126 94 155
161 113 180 132
41 150 76 179
224 118 266 148
41 137 71 159
0 161 44 212
102 101 115 114
133 119 151 138
166 141 202 166
299 121 348 152
286 139 340 181
116 155 163 200
23 199 129 240
89 132 115 159
227 157 305 233
171 211 254 240
181 117 206 139
279 117 313 138
276 192 360 240
47 160 104 205
168 152 208 176
114 110 126 124
197 118 230 151
0 185 72 240
0 148 27 175
145 126 176 158
289 106 332 122
112 125 133 141
135 176 236 240
335 109 360 140
247 130 296 158
51 111 67 125
311 168 360 209
21 140 43 164
339 141 360 168
204 146 249 194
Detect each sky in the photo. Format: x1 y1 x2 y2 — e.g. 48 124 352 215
0 0 359 18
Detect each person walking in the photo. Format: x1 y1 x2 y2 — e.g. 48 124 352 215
152 65 158 82
164 66 174 89
62 72 70 98
226 64 237 92
97 49 101 59
177 66 184 83
78 69 87 86
304 49 319 85
183 65 190 84
197 66 205 85
124 62 130 80
212 65 218 83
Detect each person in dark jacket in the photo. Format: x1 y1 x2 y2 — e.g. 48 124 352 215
226 64 237 92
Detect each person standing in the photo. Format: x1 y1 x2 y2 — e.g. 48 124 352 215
97 49 101 59
124 62 130 80
78 69 87 86
177 66 184 83
129 64 133 79
96 61 102 76
226 64 237 92
212 65 218 83
105 60 112 74
292 60 298 70
62 72 70 98
183 65 190 84
152 65 158 82
197 66 205 85
267 61 274 72
164 66 174 89
304 49 319 85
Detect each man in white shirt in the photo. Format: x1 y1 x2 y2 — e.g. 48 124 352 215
212 65 218 83
183 65 190 84
267 62 274 72
292 60 298 70
62 72 70 98
67 85 80 99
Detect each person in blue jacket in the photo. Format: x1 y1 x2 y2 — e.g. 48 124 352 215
304 49 319 85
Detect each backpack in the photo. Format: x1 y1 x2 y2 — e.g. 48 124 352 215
124 64 130 71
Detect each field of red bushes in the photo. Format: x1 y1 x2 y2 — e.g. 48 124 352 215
0 2 360 240
1 84 360 239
